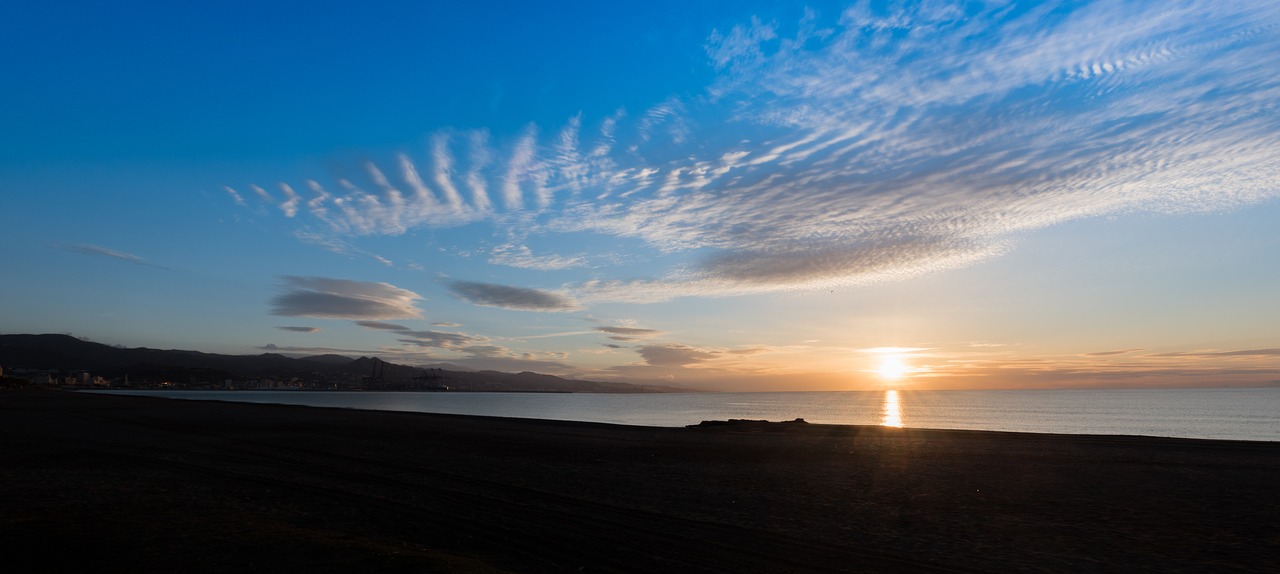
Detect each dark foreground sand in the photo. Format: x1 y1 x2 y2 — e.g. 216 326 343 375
2 390 1277 573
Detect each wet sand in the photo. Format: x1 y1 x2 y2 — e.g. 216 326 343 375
2 389 1277 572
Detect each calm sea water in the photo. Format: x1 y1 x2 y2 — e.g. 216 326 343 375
96 387 1280 442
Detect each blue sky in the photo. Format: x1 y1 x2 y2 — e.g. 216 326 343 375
3 1 1278 390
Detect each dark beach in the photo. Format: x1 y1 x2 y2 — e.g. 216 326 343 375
2 389 1276 573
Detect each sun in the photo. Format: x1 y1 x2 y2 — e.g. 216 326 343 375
861 347 922 384
876 354 909 381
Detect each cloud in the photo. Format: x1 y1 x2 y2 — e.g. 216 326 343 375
258 343 374 355
701 238 1005 287
249 184 274 203
603 344 625 349
859 347 929 355
305 180 331 218
390 337 580 374
278 183 300 218
636 344 718 367
354 321 411 331
230 2 1280 303
705 16 777 70
1152 348 1280 358
1084 348 1144 357
398 329 487 349
449 354 579 375
597 325 664 342
595 326 662 338
276 326 320 333
431 321 462 327
223 186 246 206
293 230 395 266
447 280 580 312
457 345 509 358
271 276 423 319
516 329 598 340
503 125 538 210
464 131 494 212
489 243 586 270
636 97 689 144
54 243 167 269
431 132 466 210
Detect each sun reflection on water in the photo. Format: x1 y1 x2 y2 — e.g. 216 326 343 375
881 389 903 427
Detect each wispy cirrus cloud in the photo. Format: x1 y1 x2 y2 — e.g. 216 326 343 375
228 2 1280 305
223 186 246 206
54 243 167 269
488 242 586 271
249 184 273 203
278 183 301 218
293 230 394 267
271 276 423 319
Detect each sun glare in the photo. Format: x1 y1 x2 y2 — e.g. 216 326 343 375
881 389 903 427
876 354 909 381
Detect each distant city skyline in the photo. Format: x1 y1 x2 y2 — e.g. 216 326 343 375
3 1 1278 391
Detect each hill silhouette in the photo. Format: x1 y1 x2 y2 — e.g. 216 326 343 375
0 334 684 393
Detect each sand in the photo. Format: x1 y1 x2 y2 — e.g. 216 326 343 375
1 389 1277 573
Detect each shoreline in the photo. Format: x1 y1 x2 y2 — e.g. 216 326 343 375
85 387 1280 442
4 389 1278 572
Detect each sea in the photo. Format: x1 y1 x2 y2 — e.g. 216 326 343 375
94 387 1280 442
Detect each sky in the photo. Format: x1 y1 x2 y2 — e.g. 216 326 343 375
2 0 1278 391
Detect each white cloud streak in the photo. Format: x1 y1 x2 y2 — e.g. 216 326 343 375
277 183 300 218
250 184 273 203
223 186 246 206
488 243 586 271
54 243 168 269
431 133 465 211
467 130 493 212
229 1 1280 304
503 124 538 210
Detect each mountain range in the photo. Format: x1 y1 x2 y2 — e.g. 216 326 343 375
0 334 688 393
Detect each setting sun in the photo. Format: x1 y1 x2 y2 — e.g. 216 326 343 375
876 354 909 381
